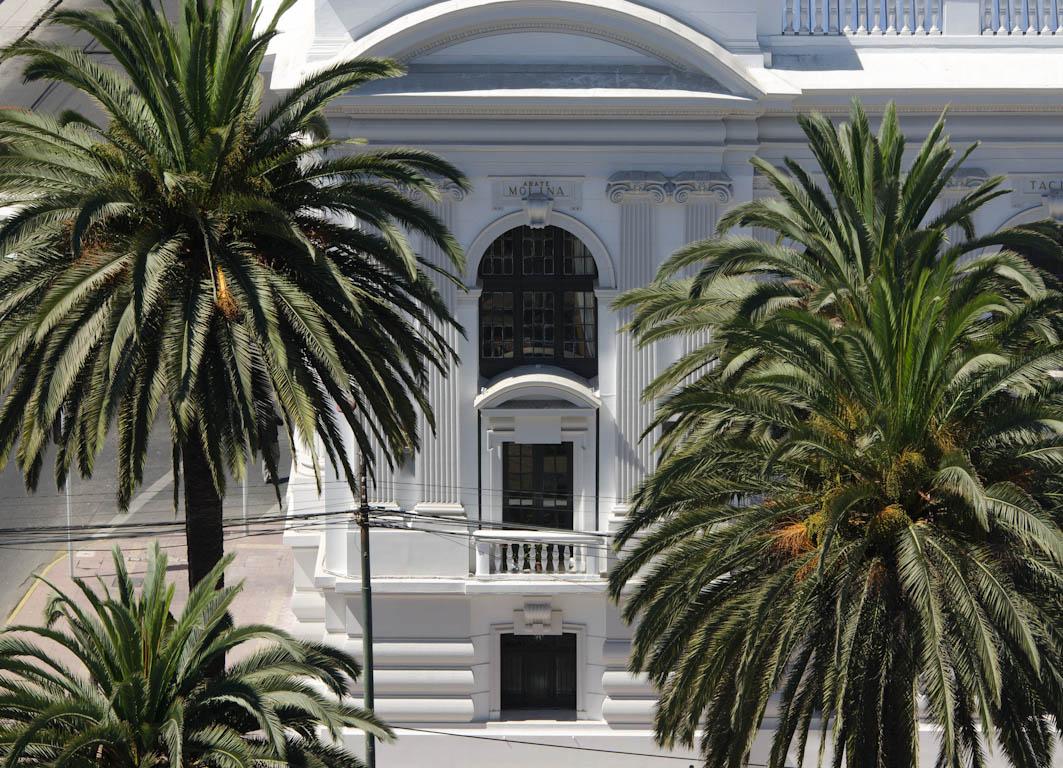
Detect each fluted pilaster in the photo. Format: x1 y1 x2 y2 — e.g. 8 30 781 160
415 181 466 509
362 180 465 507
674 173 732 372
607 172 668 508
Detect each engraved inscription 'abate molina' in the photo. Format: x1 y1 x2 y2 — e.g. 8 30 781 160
491 177 584 210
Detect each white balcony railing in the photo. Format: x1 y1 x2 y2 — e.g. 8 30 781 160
784 0 943 34
981 0 1063 34
473 531 602 577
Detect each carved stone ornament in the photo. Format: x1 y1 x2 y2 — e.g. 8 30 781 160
672 171 733 205
606 171 670 204
513 601 562 635
944 167 989 191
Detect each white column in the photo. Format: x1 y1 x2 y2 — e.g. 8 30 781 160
413 181 467 516
606 172 669 514
672 173 733 379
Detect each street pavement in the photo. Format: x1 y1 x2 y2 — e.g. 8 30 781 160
0 424 291 621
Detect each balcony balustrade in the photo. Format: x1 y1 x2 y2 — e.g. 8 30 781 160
784 0 943 34
473 531 602 577
981 0 1063 33
781 0 1063 34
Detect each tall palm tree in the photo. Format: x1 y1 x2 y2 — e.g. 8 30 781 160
0 0 466 586
0 544 390 766
610 102 1063 768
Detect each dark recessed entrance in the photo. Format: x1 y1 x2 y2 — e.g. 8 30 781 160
501 633 577 714
502 442 574 530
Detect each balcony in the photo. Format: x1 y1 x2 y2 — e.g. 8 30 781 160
473 531 602 577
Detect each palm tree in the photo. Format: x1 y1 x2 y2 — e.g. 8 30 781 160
0 544 390 767
610 102 1063 768
0 0 466 586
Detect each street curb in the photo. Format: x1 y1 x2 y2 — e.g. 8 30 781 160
3 550 66 626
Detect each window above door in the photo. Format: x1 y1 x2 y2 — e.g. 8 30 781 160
479 226 598 379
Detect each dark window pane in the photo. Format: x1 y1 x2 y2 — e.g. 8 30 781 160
563 291 596 359
521 229 555 276
480 292 514 359
561 231 596 277
522 291 555 357
503 443 573 529
478 226 598 377
481 231 515 276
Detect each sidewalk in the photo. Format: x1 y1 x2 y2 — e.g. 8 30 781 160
4 531 298 662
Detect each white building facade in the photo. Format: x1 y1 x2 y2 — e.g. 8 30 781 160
273 1 1063 764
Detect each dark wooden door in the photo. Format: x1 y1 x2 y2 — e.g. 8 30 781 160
500 633 577 711
502 443 574 530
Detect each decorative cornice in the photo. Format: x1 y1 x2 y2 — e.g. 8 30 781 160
672 171 733 204
607 171 670 204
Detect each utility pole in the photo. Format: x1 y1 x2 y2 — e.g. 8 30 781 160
358 456 376 768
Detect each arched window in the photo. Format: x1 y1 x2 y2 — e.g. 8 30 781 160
479 226 598 378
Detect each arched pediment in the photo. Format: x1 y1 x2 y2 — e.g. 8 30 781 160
337 0 766 99
475 368 601 409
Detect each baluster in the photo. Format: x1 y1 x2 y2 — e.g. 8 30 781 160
815 0 825 32
982 0 993 31
930 0 941 30
843 0 853 31
1027 0 1038 30
901 0 912 31
785 0 796 32
886 0 898 32
1055 0 1062 33
830 0 840 32
856 0 868 32
1013 0 1025 32
917 0 928 32
998 0 1009 33
872 0 883 32
800 0 812 32
1041 0 1052 30
547 544 556 573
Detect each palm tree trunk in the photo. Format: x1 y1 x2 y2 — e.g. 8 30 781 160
182 430 224 590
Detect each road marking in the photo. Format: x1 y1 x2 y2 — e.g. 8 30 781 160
93 470 174 538
4 550 66 626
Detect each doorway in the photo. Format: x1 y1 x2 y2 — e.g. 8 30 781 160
500 632 577 716
502 442 574 530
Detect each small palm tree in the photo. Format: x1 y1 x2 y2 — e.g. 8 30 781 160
0 0 466 586
611 102 1063 768
0 544 390 766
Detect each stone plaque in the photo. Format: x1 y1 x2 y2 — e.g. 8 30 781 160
1010 174 1063 205
491 176 583 210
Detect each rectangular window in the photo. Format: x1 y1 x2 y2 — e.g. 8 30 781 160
480 292 514 359
481 233 515 276
522 291 555 357
563 291 596 359
561 236 596 276
521 230 555 276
